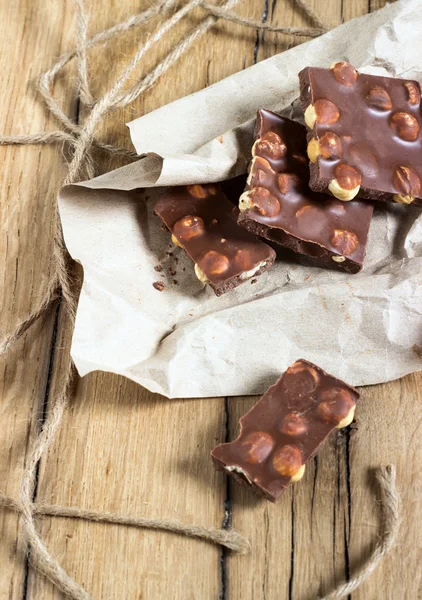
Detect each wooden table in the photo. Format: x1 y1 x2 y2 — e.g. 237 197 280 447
1 1 421 598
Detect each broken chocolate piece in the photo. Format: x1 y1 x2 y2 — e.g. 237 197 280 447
238 110 373 273
299 63 422 205
155 184 276 296
211 359 359 502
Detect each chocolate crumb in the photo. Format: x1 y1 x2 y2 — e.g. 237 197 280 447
166 251 173 256
154 265 163 272
251 278 257 284
161 224 168 231
153 281 166 292
169 270 177 277
173 279 178 285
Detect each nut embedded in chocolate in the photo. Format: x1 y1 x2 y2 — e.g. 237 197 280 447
331 61 357 86
390 111 420 141
252 131 287 159
331 229 359 256
240 187 281 217
366 86 392 111
173 215 205 241
211 359 359 502
299 64 422 206
319 132 342 160
329 163 362 201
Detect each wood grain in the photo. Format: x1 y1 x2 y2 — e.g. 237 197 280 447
0 0 76 598
2 1 421 599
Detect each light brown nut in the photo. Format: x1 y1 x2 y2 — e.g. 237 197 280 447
173 215 205 241
365 86 392 111
187 184 208 198
329 163 362 201
404 81 420 106
272 445 303 479
393 194 416 205
240 431 274 464
393 166 421 198
278 173 301 195
282 361 319 398
171 234 183 248
336 405 356 429
307 138 320 163
314 99 340 125
331 255 346 263
280 412 307 437
197 250 230 277
304 104 317 129
331 61 358 86
319 132 342 160
331 229 359 256
239 187 280 218
236 248 259 273
317 387 356 426
390 112 420 142
247 156 274 187
252 131 287 160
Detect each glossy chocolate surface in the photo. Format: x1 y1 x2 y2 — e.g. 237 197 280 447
299 64 422 206
238 110 373 273
212 359 359 502
155 184 276 296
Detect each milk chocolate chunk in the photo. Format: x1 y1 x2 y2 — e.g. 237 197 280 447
238 110 373 273
211 360 359 502
155 184 276 296
299 63 422 205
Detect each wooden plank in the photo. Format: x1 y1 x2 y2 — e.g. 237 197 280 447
0 0 76 598
23 1 274 597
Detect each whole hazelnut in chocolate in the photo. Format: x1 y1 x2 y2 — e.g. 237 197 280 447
365 87 392 111
390 112 420 142
331 61 358 86
282 361 319 399
317 387 355 426
404 81 420 106
314 99 340 125
198 250 230 276
272 445 304 480
393 166 421 197
253 131 287 160
245 187 280 218
173 215 205 241
331 229 358 256
280 412 307 437
319 132 343 160
241 431 274 464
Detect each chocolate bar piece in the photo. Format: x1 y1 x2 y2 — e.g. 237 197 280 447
238 110 373 273
212 359 359 502
299 62 422 206
155 184 276 296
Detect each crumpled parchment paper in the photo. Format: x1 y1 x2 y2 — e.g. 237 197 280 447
59 0 422 398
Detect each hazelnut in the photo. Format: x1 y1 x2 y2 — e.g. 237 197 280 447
197 250 230 277
240 431 274 464
317 387 356 426
331 229 359 256
304 104 317 129
335 405 356 429
240 187 280 218
393 194 416 205
171 234 183 248
331 61 358 86
393 166 421 198
272 445 304 479
278 173 301 195
187 184 208 198
173 215 205 241
280 412 307 437
328 163 362 201
307 138 320 163
365 86 392 111
247 156 274 187
404 81 420 106
295 205 314 219
319 132 342 160
236 248 257 272
390 112 420 142
331 255 346 263
194 263 209 284
314 99 340 125
282 361 319 397
252 131 287 160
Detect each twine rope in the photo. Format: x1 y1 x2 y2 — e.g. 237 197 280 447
0 1 399 599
